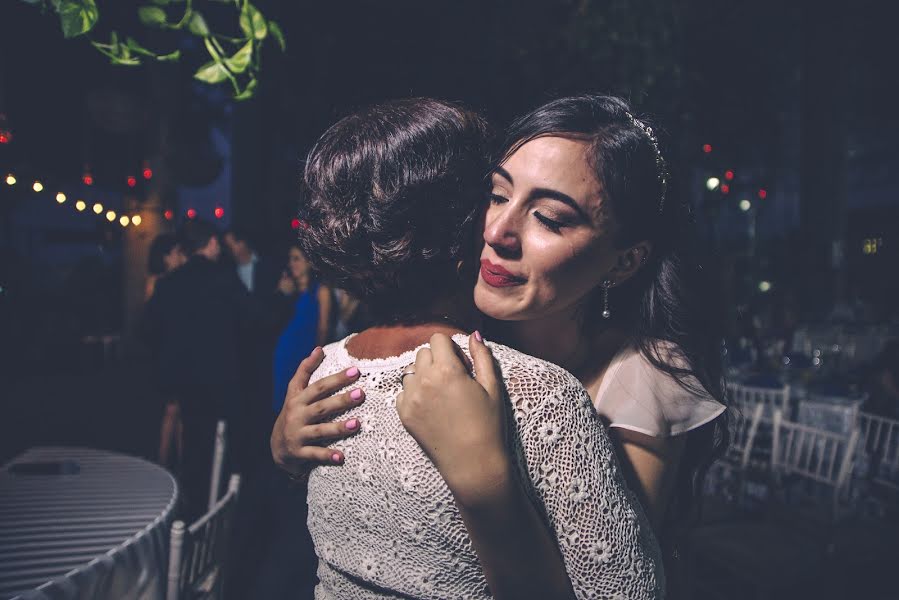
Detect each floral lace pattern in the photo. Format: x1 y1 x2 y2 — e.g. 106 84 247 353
307 334 664 599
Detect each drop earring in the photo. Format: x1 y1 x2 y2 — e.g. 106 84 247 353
602 280 613 319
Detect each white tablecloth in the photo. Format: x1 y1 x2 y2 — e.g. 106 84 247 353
0 447 178 600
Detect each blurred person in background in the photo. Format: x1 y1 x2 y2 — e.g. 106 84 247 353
145 232 187 468
224 227 280 299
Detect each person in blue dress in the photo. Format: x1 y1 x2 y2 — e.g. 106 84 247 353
272 243 333 413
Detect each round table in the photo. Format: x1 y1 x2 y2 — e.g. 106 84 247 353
0 447 178 600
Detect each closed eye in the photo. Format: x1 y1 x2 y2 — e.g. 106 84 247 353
534 211 565 233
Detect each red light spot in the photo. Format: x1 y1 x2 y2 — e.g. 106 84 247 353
0 132 9 144
164 209 174 221
82 174 94 186
724 170 734 181
720 184 730 194
143 168 153 180
187 208 197 219
702 144 712 154
291 218 301 230
127 176 137 188
214 207 224 219
758 188 767 199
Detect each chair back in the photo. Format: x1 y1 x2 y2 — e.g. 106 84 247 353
857 411 899 490
166 474 241 600
771 409 859 517
209 420 227 511
727 381 791 418
727 402 765 469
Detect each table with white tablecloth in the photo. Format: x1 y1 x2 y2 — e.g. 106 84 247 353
0 447 178 600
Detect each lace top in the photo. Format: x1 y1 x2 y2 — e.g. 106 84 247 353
306 334 664 599
594 343 726 438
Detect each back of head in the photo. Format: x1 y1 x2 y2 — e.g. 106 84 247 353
148 233 178 275
299 98 490 321
178 219 219 256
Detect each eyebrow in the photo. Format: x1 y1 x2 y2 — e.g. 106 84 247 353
492 166 590 221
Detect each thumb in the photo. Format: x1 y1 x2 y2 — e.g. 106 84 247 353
469 331 503 402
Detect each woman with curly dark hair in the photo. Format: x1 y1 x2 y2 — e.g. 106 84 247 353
271 98 663 599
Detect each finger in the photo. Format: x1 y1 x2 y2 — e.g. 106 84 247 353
469 331 503 402
414 347 433 369
301 418 362 444
301 366 362 406
292 446 347 466
429 333 471 373
305 388 365 423
286 346 325 397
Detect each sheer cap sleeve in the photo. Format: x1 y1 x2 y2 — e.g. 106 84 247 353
594 342 725 438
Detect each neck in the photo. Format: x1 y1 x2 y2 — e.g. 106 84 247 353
346 289 482 360
493 308 629 381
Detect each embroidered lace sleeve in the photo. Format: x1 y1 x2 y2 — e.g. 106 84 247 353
501 353 665 599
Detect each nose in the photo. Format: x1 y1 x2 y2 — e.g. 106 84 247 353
483 202 521 257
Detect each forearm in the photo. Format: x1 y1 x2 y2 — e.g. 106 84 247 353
451 465 576 600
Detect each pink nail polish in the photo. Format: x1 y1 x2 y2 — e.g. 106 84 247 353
345 367 360 378
332 453 342 463
473 330 483 343
346 418 359 430
350 389 363 400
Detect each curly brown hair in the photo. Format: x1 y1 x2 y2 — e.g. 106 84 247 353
298 98 491 321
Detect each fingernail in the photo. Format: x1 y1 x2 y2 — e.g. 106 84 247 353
331 453 342 463
345 367 360 377
346 418 360 430
350 389 363 400
474 330 483 343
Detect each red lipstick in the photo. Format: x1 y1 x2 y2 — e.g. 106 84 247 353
480 259 526 288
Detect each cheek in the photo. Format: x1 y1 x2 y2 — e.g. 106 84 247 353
525 235 606 305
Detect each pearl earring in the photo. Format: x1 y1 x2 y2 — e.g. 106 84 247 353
602 280 613 319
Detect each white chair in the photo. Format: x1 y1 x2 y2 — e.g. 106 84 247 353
726 381 791 419
167 474 241 600
857 411 899 491
208 420 227 511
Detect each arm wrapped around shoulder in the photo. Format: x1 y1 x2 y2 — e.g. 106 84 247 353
504 359 666 599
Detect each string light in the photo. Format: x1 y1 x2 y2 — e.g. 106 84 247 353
132 215 142 226
142 167 153 180
720 184 730 194
291 218 301 230
706 177 720 191
758 188 768 200
82 173 93 186
106 210 116 222
75 200 86 211
214 207 224 219
739 199 752 211
186 208 197 219
0 132 10 144
32 181 44 192
164 209 174 221
119 215 130 227
6 174 16 186
702 144 713 153
724 170 734 181
127 176 137 188
56 192 66 204
93 203 103 214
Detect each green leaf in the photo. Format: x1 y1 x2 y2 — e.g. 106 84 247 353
138 5 168 27
156 49 181 62
125 36 156 57
268 20 286 51
233 77 258 101
187 11 209 36
224 40 252 73
239 2 267 40
194 60 229 84
58 0 99 38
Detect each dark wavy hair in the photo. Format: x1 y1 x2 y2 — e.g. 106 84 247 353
298 98 491 321
501 95 729 527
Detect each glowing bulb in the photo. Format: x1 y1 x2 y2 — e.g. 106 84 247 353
32 181 44 192
739 199 752 211
93 203 103 214
214 207 224 219
75 200 87 211
706 177 720 191
127 176 137 188
703 144 713 153
724 170 734 181
106 210 116 222
82 174 93 186
164 209 174 221
56 192 66 204
142 168 153 180
5 174 15 186
119 215 130 227
132 215 142 226
759 281 772 293
186 208 197 219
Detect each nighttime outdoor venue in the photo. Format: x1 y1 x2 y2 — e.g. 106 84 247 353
1 1 897 599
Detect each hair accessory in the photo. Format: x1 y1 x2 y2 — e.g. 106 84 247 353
625 112 668 214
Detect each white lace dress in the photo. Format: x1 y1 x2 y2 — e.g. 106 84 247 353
306 334 665 599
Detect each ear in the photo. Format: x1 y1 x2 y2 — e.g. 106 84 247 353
607 240 653 285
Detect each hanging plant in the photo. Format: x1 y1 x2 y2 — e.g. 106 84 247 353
23 0 286 100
